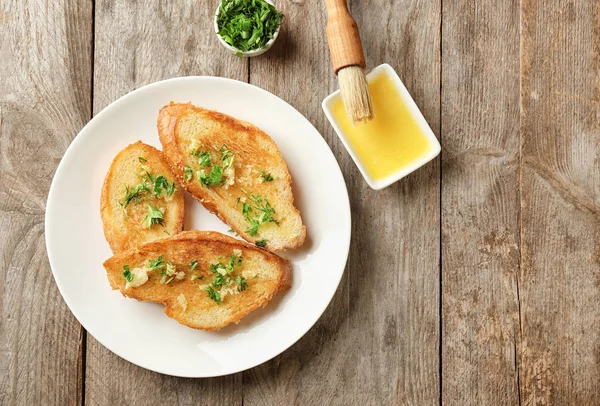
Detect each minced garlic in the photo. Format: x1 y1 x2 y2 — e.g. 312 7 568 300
177 293 188 312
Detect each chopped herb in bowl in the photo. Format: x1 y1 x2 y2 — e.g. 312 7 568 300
215 0 284 56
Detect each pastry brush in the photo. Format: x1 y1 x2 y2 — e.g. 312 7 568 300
324 0 373 124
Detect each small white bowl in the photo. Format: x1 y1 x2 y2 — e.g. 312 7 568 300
322 63 441 190
214 0 281 57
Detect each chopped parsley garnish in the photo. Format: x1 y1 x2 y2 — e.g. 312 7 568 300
190 260 198 272
259 170 274 182
120 170 176 210
205 252 246 304
239 194 279 236
247 220 260 236
164 182 176 197
189 260 201 282
242 202 251 214
120 183 150 208
209 262 227 275
191 146 235 188
159 261 179 285
209 254 242 275
235 276 248 291
146 173 176 197
250 195 277 221
220 145 234 168
122 265 134 282
198 165 224 187
216 0 284 54
212 273 227 287
207 286 221 304
138 156 147 163
144 205 165 228
184 166 193 181
191 150 212 167
149 255 165 270
229 252 243 268
255 239 267 247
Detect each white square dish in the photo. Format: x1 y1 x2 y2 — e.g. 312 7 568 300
322 63 441 190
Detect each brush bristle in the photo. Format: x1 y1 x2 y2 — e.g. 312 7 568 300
338 66 374 124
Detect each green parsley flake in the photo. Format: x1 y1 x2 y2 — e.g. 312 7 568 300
209 262 226 275
149 255 165 270
235 276 248 291
146 173 176 197
199 165 224 187
242 202 251 214
255 239 267 247
122 265 134 282
164 182 176 197
191 150 212 167
190 260 199 272
239 194 279 236
216 0 284 54
206 285 221 304
229 253 243 268
205 252 246 303
120 183 150 208
120 170 176 210
184 166 193 181
138 156 147 163
212 273 227 287
144 205 165 228
220 145 234 168
259 170 274 182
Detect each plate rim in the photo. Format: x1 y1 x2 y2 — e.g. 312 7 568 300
45 75 352 377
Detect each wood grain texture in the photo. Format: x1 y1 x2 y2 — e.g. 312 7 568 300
0 0 92 405
441 0 521 404
243 0 441 404
85 1 246 405
520 0 600 404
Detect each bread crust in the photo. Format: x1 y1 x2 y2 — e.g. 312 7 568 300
157 102 306 252
103 230 292 331
100 141 185 253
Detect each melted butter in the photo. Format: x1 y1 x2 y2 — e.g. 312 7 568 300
332 72 434 180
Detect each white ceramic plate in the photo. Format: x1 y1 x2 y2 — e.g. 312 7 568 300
45 76 351 378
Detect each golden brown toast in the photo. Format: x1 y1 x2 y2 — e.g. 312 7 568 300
103 230 292 330
101 141 184 253
157 102 306 252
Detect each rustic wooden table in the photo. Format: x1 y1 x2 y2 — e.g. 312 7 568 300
2 0 599 404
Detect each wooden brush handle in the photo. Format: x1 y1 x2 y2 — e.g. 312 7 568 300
324 0 366 74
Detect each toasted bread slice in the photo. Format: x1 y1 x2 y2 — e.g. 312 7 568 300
101 141 184 253
103 230 292 330
157 102 305 251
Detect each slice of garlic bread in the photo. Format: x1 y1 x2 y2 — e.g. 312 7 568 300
157 102 306 251
103 230 292 331
101 141 184 253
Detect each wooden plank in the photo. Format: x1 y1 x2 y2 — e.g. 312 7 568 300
244 0 441 404
520 0 600 403
86 1 247 404
0 0 92 405
441 0 521 404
